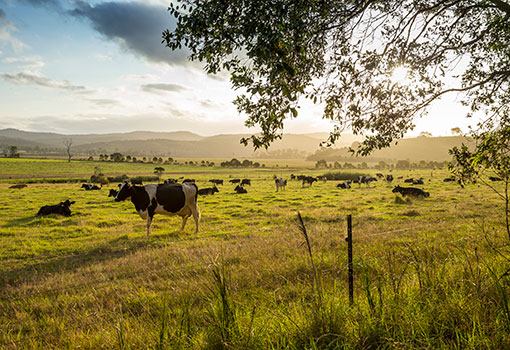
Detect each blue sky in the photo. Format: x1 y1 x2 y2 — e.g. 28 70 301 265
0 0 474 137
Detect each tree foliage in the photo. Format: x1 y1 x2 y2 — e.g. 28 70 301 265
164 0 510 154
450 115 510 238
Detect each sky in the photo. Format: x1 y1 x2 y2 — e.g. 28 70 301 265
0 0 476 138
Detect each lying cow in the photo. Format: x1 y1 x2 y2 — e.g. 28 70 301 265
489 176 503 182
37 199 75 216
275 177 287 192
81 184 101 190
336 181 351 189
234 185 247 194
115 182 200 235
413 178 424 185
443 177 456 182
9 184 27 189
198 187 219 196
392 185 430 198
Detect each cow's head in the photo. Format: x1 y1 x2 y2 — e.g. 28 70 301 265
392 186 401 193
212 186 219 193
63 199 75 207
115 182 132 202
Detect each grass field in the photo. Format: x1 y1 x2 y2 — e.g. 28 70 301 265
1 159 509 349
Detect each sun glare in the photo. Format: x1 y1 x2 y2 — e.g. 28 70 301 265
391 66 409 84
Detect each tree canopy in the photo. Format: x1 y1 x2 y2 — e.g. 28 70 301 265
164 0 510 154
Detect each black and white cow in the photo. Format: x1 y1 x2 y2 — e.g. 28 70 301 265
198 186 219 195
392 185 429 198
164 178 178 184
115 182 200 235
336 181 351 189
275 177 287 192
108 189 118 197
385 174 394 183
81 184 101 190
356 176 377 187
302 176 317 187
37 199 75 216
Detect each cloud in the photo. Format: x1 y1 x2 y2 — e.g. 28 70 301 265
141 83 188 93
0 8 29 53
70 1 191 66
2 55 45 70
0 71 86 91
86 98 119 106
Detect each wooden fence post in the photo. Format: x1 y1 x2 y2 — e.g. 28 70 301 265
346 214 354 305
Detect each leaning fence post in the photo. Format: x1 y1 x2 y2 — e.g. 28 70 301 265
346 214 354 305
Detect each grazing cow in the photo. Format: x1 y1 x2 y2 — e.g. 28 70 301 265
404 178 414 183
229 179 241 184
131 178 143 185
234 185 247 194
81 184 101 190
357 176 377 187
9 184 27 189
443 177 456 182
241 179 251 186
392 185 430 198
182 179 195 183
209 179 224 185
198 187 219 196
275 177 287 192
385 174 394 183
412 178 424 185
302 176 318 187
37 199 75 217
115 182 200 235
489 176 503 182
336 181 351 189
164 178 178 184
290 174 296 180
108 189 118 197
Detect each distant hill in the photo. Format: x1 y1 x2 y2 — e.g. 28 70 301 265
1 129 464 161
0 129 204 147
307 135 474 162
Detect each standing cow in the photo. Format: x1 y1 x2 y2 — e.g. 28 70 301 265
275 177 287 192
115 182 200 235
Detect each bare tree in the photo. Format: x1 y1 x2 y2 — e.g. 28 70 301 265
63 138 73 163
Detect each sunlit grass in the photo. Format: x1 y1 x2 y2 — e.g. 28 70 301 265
1 163 509 348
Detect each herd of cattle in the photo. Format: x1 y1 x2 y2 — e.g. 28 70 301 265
10 170 502 235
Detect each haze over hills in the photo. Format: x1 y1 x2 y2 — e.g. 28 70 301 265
0 128 470 161
0 128 350 158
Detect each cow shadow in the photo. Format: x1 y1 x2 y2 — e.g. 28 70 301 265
0 234 157 289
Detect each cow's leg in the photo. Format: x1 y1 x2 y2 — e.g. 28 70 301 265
146 216 153 236
192 205 200 233
181 215 189 231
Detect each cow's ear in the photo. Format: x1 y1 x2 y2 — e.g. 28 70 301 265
71 201 76 204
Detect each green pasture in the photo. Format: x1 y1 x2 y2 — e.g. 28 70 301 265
1 161 510 349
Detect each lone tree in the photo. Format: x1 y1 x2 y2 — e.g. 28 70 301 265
63 138 73 163
154 166 165 181
164 1 510 154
